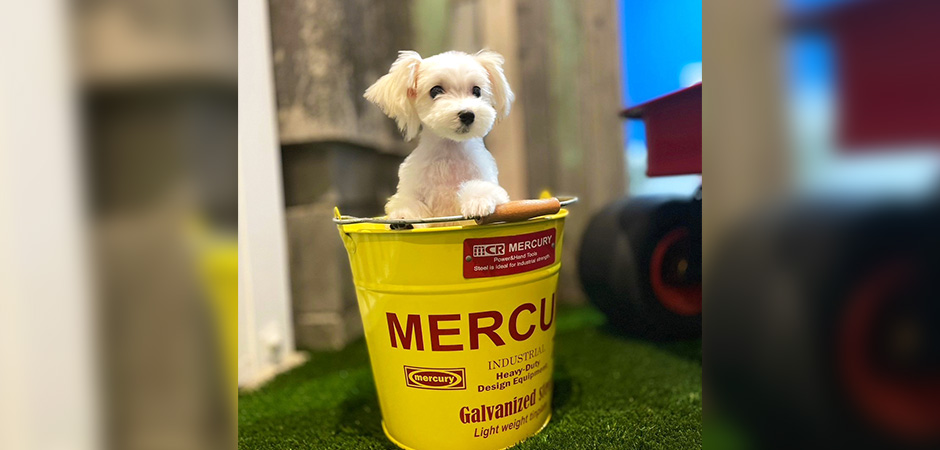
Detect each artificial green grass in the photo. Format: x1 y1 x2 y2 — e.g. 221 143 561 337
238 306 702 449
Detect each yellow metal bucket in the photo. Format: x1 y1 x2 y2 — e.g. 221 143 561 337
337 210 568 450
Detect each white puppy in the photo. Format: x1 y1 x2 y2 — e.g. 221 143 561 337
364 50 514 220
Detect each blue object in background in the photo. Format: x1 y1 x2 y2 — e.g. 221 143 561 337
620 0 702 128
620 0 702 195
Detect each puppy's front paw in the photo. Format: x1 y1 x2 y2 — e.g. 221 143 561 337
457 180 509 219
460 197 498 218
385 194 431 221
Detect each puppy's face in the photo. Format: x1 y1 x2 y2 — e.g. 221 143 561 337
364 50 514 142
412 53 496 141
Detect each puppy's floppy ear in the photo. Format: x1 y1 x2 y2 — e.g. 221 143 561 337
474 49 515 120
364 51 423 141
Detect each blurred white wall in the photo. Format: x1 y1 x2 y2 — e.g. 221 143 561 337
0 1 99 449
237 0 306 388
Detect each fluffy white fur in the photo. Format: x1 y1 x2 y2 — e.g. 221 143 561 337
364 50 514 219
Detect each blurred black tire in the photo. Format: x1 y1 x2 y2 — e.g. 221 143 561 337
709 198 940 449
579 194 702 340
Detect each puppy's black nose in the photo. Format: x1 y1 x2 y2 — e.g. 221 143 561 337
458 111 475 126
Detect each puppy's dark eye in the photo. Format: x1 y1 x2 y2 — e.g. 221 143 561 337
472 86 481 98
430 86 444 99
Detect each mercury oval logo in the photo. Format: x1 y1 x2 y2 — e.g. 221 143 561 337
404 366 466 390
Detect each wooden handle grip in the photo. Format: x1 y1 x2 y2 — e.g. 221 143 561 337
475 198 562 225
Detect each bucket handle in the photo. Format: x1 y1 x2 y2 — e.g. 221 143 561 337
333 196 577 227
475 197 560 225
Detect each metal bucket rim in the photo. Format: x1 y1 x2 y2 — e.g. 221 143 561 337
334 196 576 228
338 208 569 235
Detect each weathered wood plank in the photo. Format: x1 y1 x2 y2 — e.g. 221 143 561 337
516 0 627 304
516 0 558 197
561 0 627 304
268 0 414 154
702 0 787 262
480 0 529 201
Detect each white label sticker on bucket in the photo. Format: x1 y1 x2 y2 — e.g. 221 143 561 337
463 229 556 278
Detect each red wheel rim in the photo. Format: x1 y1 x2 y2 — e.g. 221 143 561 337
649 228 702 316
838 261 940 441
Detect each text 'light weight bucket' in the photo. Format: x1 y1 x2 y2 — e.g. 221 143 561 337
335 200 572 450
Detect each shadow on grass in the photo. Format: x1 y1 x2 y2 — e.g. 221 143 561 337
598 323 702 364
652 339 702 364
550 361 576 419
